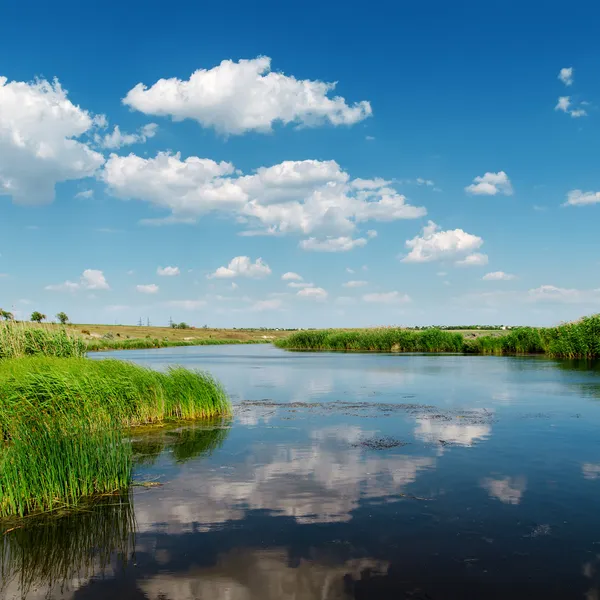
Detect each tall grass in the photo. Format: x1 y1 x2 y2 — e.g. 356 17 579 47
275 328 465 353
0 321 267 358
86 337 268 352
0 357 231 517
0 322 85 359
275 315 600 359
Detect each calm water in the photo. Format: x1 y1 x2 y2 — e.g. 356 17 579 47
3 345 600 599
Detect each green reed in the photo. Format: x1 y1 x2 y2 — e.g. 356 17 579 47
275 315 600 359
0 357 231 517
0 322 86 359
275 328 464 353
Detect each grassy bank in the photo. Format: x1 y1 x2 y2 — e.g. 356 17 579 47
275 315 600 359
0 321 274 358
0 357 230 517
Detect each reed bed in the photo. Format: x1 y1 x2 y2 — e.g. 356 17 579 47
0 322 86 359
0 321 267 359
275 328 465 353
0 357 231 517
275 315 600 359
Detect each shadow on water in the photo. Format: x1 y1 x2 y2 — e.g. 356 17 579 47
0 493 135 599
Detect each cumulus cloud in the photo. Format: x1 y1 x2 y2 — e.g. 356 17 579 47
465 171 513 196
95 123 157 149
102 154 426 247
122 56 372 135
209 256 271 279
299 236 368 252
0 75 105 205
483 271 515 281
563 190 600 206
75 189 93 199
343 280 368 288
558 67 573 86
297 287 328 300
402 221 484 264
45 269 109 292
455 252 489 267
363 291 410 304
555 96 587 118
157 265 180 276
281 272 302 281
137 283 159 294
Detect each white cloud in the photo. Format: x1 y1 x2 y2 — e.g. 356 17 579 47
465 171 513 196
45 269 109 292
95 123 157 149
343 280 367 288
481 476 527 505
555 96 587 118
81 269 110 290
366 229 377 239
281 272 302 281
209 256 271 279
558 67 573 86
437 271 447 277
157 265 180 276
75 189 94 199
483 271 515 281
123 56 372 135
252 299 283 311
288 281 314 288
300 236 368 252
346 267 355 274
455 252 489 267
363 291 410 304
103 154 426 245
297 287 328 300
365 135 375 141
563 189 600 206
0 75 105 205
165 299 206 310
137 283 159 294
231 282 238 290
402 221 484 263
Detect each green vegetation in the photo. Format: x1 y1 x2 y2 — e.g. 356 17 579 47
0 322 86 359
275 314 600 359
55 311 69 325
275 328 465 353
30 311 46 323
0 357 230 517
85 336 267 352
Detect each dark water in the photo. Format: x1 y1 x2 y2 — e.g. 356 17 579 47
3 346 600 599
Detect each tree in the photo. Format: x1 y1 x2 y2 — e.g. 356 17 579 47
0 309 14 321
31 311 46 323
56 311 69 325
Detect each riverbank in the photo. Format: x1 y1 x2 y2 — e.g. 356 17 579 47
275 314 600 359
0 357 230 518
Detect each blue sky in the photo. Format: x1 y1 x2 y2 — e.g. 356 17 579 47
1 0 599 327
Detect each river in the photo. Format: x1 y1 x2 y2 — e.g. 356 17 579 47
2 345 600 599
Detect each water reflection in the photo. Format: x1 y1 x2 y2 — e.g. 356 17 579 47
0 494 134 599
480 475 527 505
131 419 231 466
10 348 600 599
